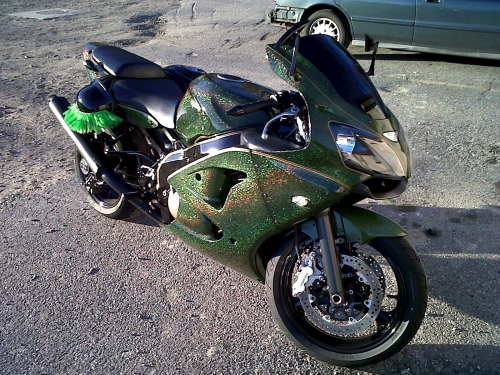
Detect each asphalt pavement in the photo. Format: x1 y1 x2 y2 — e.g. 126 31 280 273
1 0 499 374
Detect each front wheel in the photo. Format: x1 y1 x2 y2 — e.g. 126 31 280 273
265 236 427 367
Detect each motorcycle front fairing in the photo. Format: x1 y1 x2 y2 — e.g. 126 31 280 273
266 35 412 187
158 35 412 281
163 60 359 279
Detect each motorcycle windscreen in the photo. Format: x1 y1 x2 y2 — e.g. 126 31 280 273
266 34 389 122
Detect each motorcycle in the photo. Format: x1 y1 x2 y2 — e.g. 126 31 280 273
49 21 427 367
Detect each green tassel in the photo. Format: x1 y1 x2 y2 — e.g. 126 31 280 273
63 103 123 134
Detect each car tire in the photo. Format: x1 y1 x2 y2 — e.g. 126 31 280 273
306 10 351 48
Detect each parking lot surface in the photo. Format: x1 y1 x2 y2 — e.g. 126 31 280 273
1 0 499 374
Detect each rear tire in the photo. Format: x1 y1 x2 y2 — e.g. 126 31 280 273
306 10 351 48
75 149 138 220
265 235 427 367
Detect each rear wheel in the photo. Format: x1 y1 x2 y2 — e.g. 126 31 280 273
265 236 427 367
306 10 351 48
74 127 152 220
75 149 138 220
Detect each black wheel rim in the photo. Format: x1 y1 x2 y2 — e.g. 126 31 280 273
77 154 121 209
279 242 408 353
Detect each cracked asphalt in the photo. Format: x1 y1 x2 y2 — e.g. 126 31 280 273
1 0 499 374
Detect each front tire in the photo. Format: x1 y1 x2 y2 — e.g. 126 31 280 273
265 236 427 367
306 10 351 48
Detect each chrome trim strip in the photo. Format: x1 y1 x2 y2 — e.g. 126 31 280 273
351 17 414 27
166 147 251 180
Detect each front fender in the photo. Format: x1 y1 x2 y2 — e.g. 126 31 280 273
333 206 407 244
256 205 406 282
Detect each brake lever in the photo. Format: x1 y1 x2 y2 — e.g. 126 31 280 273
261 105 299 140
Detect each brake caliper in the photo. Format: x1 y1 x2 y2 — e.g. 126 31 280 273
292 251 323 297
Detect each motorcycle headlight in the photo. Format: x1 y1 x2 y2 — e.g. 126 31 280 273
330 123 406 178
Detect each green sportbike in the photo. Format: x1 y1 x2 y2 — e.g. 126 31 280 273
49 22 427 367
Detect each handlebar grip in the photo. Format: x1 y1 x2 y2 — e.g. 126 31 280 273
227 98 277 116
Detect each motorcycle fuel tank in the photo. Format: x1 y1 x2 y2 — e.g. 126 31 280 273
174 73 275 146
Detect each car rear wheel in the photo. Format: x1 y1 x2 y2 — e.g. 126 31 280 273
307 10 351 48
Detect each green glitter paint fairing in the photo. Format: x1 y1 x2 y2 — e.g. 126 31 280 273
265 43 411 182
333 206 407 245
164 148 350 279
159 40 410 280
165 149 275 278
174 74 275 146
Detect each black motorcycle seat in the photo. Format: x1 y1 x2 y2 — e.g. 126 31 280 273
92 46 166 79
112 78 185 129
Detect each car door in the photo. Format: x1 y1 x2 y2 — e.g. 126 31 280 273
335 0 416 45
413 0 500 55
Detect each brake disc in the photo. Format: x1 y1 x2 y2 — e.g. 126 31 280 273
298 254 382 336
356 252 386 294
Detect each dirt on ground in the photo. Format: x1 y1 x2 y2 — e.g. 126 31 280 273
0 0 180 206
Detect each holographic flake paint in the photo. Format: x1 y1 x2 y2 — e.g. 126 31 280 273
175 74 275 146
158 39 410 279
333 206 407 244
163 145 354 278
165 149 275 278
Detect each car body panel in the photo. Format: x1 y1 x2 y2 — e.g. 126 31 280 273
270 0 500 60
269 2 352 28
336 0 415 45
414 0 500 54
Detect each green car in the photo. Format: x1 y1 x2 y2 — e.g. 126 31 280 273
269 0 500 60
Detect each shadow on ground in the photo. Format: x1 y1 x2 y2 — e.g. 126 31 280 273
352 50 500 67
122 196 500 326
1 183 499 374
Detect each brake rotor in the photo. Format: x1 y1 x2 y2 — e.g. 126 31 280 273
298 254 382 336
356 252 386 294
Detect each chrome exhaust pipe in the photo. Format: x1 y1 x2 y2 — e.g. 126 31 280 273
48 95 165 223
48 96 105 174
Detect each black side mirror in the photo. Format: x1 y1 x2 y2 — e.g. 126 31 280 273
365 34 379 77
288 33 301 80
274 20 308 82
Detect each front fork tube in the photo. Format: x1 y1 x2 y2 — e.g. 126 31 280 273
315 208 345 305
